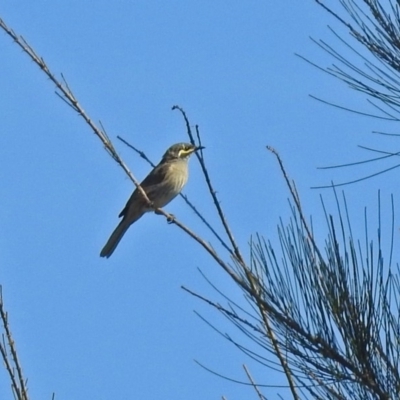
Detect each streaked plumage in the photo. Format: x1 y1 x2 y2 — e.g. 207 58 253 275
100 142 203 258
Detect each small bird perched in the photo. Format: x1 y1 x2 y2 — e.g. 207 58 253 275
100 142 204 258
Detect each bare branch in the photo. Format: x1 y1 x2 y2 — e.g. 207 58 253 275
0 287 29 400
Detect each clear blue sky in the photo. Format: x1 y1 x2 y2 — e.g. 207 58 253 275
0 2 398 399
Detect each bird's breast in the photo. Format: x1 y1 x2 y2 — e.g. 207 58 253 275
151 161 189 208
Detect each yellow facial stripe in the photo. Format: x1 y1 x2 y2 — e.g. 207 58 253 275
178 148 195 157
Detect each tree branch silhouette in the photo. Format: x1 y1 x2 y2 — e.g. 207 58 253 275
0 287 29 400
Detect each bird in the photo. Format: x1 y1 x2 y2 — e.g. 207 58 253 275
100 142 204 258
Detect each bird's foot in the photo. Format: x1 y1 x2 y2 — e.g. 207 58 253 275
154 208 175 223
167 214 176 224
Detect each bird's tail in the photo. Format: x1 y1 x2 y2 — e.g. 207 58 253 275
100 212 144 258
100 218 133 258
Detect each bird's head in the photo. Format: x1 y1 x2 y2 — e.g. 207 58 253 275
162 142 204 162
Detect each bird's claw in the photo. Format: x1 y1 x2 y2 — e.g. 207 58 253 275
154 208 174 223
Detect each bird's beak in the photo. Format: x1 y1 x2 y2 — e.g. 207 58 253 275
194 146 205 151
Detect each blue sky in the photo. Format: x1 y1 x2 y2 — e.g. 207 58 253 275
0 2 398 399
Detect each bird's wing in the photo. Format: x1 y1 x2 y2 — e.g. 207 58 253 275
118 162 169 218
140 162 169 188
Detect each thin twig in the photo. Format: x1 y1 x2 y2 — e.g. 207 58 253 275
0 287 28 400
266 146 324 263
255 285 301 400
0 334 21 399
117 136 156 168
172 105 245 265
243 364 267 400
